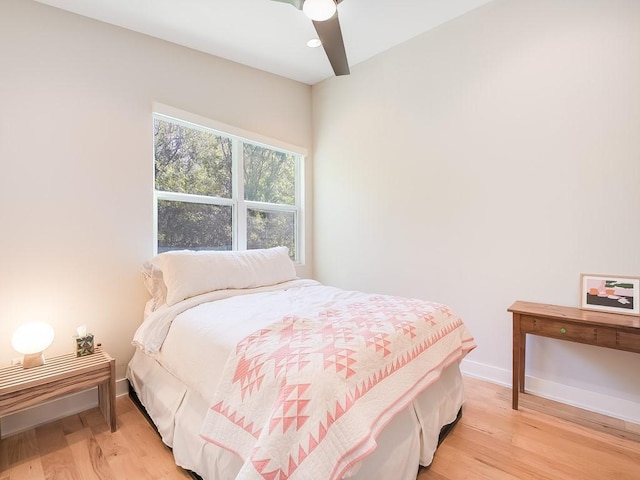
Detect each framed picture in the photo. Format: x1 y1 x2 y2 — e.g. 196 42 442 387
580 274 640 316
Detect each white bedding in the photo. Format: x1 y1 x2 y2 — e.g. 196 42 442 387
129 280 472 480
134 279 318 358
141 280 322 402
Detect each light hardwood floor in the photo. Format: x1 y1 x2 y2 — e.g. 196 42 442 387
418 377 640 480
1 377 638 479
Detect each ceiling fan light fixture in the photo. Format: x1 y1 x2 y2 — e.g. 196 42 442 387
303 0 336 22
306 38 322 48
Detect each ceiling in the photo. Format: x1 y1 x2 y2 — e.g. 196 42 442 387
34 0 492 85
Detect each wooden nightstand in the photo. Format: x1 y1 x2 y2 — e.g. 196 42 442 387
0 347 116 437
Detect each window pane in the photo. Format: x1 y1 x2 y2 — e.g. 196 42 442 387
244 143 295 205
158 200 232 253
154 118 232 198
247 209 295 258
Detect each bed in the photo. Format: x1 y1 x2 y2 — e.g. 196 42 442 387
128 247 475 480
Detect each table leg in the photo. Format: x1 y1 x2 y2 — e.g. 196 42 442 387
519 332 526 394
512 314 520 410
98 358 116 432
109 359 116 432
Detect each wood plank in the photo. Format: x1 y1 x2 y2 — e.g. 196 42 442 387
418 376 640 480
1 372 111 415
116 409 189 478
508 301 640 330
1 380 638 480
505 390 640 443
65 428 115 480
36 422 80 480
0 350 112 395
93 428 163 479
1 429 40 476
8 459 44 480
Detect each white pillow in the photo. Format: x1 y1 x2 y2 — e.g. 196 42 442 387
141 261 168 311
153 247 297 306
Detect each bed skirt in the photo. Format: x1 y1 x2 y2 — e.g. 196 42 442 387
127 349 464 480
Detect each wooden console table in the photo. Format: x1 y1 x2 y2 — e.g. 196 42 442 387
0 347 116 437
509 301 640 410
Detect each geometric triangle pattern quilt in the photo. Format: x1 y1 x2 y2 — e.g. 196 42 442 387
200 290 475 480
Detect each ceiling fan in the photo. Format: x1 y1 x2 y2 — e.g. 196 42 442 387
272 0 350 76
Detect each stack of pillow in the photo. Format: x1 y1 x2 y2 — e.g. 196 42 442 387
142 246 297 311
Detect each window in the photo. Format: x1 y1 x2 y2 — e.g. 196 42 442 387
153 111 304 262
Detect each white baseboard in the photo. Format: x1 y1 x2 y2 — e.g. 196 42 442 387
461 358 640 425
0 378 129 439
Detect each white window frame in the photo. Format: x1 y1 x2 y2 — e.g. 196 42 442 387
152 104 306 264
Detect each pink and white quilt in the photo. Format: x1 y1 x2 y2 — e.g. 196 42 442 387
200 289 475 480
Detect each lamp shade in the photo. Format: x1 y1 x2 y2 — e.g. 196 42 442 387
303 0 336 21
11 321 55 355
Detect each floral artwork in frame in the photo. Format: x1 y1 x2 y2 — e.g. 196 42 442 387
580 274 640 316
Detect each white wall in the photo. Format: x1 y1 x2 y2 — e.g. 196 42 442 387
312 0 640 421
0 0 312 379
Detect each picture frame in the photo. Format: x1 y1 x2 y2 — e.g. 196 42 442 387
580 273 640 316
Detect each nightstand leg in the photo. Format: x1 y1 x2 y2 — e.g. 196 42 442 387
98 358 116 432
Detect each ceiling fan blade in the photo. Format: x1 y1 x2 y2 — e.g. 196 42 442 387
271 0 303 9
312 13 350 76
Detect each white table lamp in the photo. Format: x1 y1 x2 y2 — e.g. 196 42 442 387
11 321 55 369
